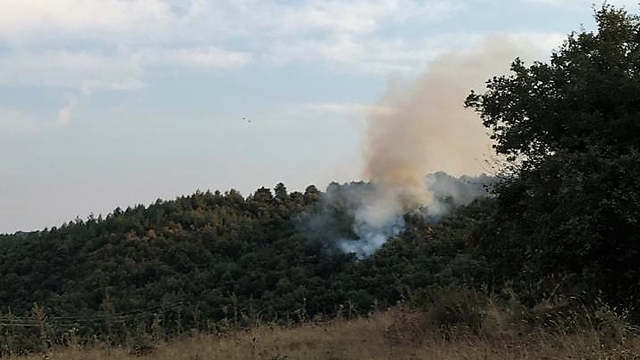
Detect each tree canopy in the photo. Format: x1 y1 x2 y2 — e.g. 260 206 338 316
465 5 640 311
0 182 489 351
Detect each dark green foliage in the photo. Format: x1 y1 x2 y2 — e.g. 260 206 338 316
465 5 640 313
0 183 492 350
330 198 492 312
0 188 336 334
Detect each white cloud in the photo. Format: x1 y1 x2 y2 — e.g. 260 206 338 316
257 0 467 70
278 1 403 34
0 1 254 92
278 3 381 34
275 0 463 35
0 0 447 44
0 0 574 96
0 0 472 89
264 29 567 80
0 0 466 44
0 45 252 91
0 0 178 44
0 50 144 90
526 0 640 9
141 46 253 68
267 34 363 65
265 32 510 74
57 105 73 126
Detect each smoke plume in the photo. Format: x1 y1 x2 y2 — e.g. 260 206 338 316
365 36 529 182
319 36 535 257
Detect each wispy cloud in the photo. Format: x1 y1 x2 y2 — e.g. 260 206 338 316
526 0 639 9
265 33 468 74
0 0 178 44
0 45 251 91
275 0 459 35
0 0 458 44
55 92 88 127
57 105 73 126
0 107 39 132
302 102 397 116
0 107 64 132
0 50 144 90
2 0 566 94
141 46 253 68
265 30 565 74
0 0 578 132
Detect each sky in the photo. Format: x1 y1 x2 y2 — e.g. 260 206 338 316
0 0 637 233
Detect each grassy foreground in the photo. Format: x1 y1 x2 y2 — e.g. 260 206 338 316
7 304 640 360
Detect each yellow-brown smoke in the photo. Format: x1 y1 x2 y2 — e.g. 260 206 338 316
363 36 534 203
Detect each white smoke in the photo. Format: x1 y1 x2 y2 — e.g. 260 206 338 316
328 173 493 258
317 36 535 258
337 185 407 257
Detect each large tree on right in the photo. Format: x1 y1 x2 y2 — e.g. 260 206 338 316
465 5 640 312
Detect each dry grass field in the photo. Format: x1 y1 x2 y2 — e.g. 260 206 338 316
5 303 640 360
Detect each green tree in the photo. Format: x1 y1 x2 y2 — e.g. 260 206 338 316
465 5 640 311
274 182 288 201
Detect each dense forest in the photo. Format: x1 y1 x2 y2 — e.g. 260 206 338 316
0 175 492 347
2 4 640 353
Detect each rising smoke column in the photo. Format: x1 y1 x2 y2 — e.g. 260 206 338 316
337 36 540 257
364 36 532 184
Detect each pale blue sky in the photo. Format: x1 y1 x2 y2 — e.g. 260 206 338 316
0 0 635 233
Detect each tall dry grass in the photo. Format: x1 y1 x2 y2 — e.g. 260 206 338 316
4 293 640 360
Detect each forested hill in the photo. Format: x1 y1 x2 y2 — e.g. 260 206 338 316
0 184 331 318
4 5 640 352
0 181 489 341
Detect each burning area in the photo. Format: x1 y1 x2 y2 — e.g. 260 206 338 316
302 36 530 257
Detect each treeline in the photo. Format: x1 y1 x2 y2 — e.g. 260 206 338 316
0 185 336 321
0 183 491 350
